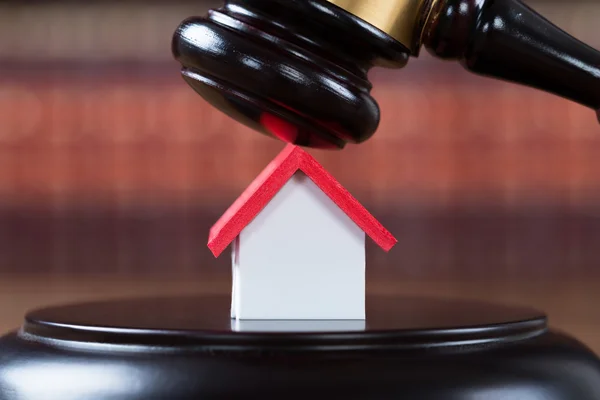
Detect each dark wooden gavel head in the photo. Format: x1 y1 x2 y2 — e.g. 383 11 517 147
172 0 600 149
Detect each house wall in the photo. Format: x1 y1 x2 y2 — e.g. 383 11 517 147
234 172 366 320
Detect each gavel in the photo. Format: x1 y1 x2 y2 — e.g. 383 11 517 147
172 0 600 149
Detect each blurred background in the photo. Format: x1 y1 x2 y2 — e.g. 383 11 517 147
0 0 599 350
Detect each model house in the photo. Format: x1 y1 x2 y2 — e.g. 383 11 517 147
208 144 397 320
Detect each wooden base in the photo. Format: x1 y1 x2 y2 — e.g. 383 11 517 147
1 295 600 399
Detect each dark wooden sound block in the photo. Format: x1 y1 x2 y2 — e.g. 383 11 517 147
1 295 600 399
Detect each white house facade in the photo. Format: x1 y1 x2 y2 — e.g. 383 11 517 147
230 171 366 320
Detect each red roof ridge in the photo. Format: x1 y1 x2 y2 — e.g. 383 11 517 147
208 144 397 257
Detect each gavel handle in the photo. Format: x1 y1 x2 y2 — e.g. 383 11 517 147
423 0 600 121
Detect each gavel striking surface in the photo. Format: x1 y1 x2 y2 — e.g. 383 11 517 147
1 294 600 399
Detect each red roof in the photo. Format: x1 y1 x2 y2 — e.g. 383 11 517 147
208 144 397 257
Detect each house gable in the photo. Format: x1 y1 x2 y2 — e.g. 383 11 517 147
237 171 365 259
208 145 397 257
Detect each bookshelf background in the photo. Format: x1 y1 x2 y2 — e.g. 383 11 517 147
0 0 599 280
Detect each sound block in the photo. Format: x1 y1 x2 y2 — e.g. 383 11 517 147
1 295 600 399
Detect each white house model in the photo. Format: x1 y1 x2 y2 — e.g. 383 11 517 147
208 144 397 321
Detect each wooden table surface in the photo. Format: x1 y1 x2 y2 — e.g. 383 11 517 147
0 275 598 354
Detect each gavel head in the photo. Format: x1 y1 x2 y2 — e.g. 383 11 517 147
172 0 422 149
173 0 600 149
